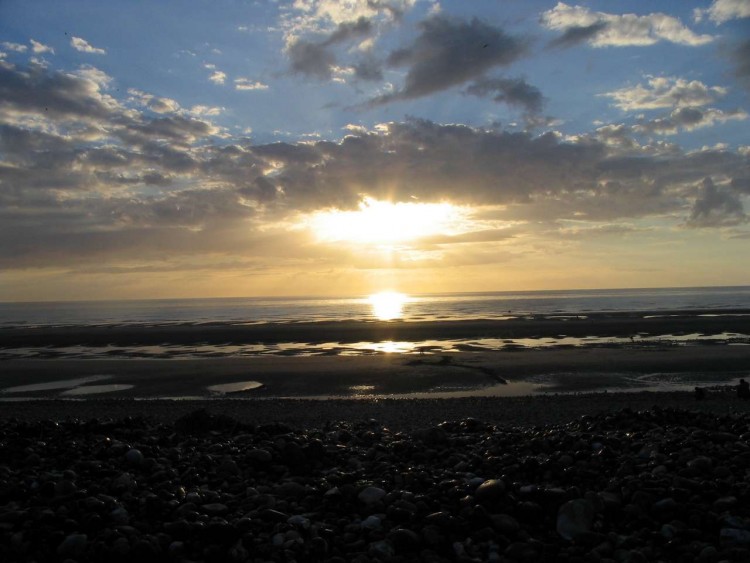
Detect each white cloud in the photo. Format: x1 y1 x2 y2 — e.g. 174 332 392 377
209 70 226 85
2 42 28 53
234 78 269 91
30 39 55 54
70 36 107 55
189 105 223 117
283 0 416 46
694 0 750 24
603 77 727 111
634 107 748 136
74 65 113 88
541 2 713 47
127 88 181 114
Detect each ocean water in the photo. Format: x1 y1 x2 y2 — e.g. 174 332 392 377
2 286 750 328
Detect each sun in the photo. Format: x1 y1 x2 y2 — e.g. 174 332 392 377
308 197 466 245
368 291 409 320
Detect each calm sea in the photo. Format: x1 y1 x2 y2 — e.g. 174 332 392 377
2 286 750 328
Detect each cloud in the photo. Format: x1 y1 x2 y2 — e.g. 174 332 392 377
464 76 544 115
287 40 338 80
283 0 414 44
128 88 181 113
0 64 120 122
287 17 374 81
731 39 750 88
353 55 384 81
3 62 750 274
70 36 107 55
234 78 269 91
369 16 528 105
2 42 28 53
687 177 746 227
208 70 226 85
634 107 748 135
694 0 750 24
541 2 713 47
30 39 54 54
603 77 727 111
545 22 608 49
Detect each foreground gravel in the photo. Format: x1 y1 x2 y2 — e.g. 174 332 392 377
2 406 750 562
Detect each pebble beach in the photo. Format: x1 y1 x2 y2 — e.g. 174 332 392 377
3 394 750 562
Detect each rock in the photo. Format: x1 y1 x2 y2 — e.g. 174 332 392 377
491 513 520 535
687 456 713 473
369 540 395 558
57 533 88 557
721 528 750 546
287 515 311 529
713 496 738 512
361 515 382 530
277 481 306 498
414 427 449 445
557 499 595 540
387 528 420 552
125 448 144 465
358 486 386 505
110 507 130 524
247 448 272 463
202 503 229 516
474 479 506 505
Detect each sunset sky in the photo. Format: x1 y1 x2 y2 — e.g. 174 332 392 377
1 0 749 301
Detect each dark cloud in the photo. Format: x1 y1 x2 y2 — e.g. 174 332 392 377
287 41 338 80
731 177 750 194
464 76 544 115
634 107 747 136
546 22 608 50
287 17 374 80
687 178 746 227
0 64 116 121
353 55 384 81
731 39 750 89
322 17 373 46
2 58 750 272
370 16 528 105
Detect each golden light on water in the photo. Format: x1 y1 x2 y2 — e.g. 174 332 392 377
309 197 465 245
368 291 408 320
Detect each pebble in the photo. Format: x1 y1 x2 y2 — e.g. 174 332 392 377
474 478 506 504
1 407 749 562
557 498 595 540
358 486 387 505
125 448 144 465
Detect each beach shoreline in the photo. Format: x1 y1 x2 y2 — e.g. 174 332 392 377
2 391 750 430
2 345 749 400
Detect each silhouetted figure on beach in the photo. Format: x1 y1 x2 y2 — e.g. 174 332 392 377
694 386 707 400
738 379 750 400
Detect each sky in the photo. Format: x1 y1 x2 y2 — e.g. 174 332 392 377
1 0 749 301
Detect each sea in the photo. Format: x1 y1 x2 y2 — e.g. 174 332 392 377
1 286 749 397
2 286 750 328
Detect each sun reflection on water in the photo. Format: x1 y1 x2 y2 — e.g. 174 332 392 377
368 291 409 320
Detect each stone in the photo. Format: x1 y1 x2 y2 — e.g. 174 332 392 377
557 499 595 540
57 533 88 557
358 486 386 505
125 448 144 465
474 479 506 505
491 513 520 535
721 528 750 546
361 515 382 530
247 449 272 463
202 503 229 516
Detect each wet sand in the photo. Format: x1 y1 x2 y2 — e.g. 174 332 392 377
1 346 748 400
